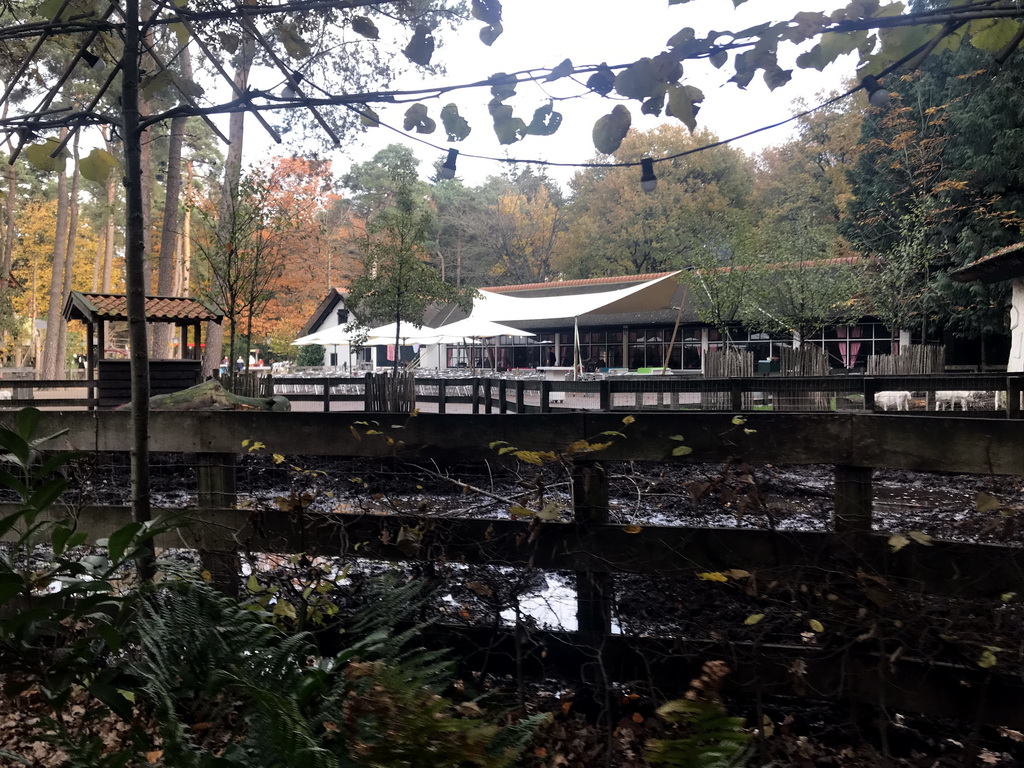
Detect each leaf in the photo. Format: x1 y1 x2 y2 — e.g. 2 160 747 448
621 415 635 425
731 416 747 425
141 70 175 100
525 103 562 136
78 148 118 184
977 491 1002 513
709 49 728 69
907 531 933 546
351 16 379 40
107 522 144 563
15 407 39 441
669 434 685 441
888 534 910 552
278 23 312 59
614 58 665 100
744 613 764 625
697 571 728 582
146 751 164 765
440 103 472 141
1001 592 1017 603
722 569 751 580
586 63 615 95
666 83 702 131
808 619 824 633
404 25 435 66
24 139 70 173
273 599 297 619
480 22 503 46
535 502 561 521
359 107 379 128
169 21 189 47
546 58 573 81
471 0 502 25
489 102 526 144
403 103 435 134
509 505 535 517
219 32 239 54
592 105 631 154
622 524 643 534
978 648 998 669
671 445 693 456
38 0 68 18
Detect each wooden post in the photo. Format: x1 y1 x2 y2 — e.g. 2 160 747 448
438 378 447 414
833 465 873 533
864 381 877 412
197 453 239 594
573 461 612 635
363 372 373 411
599 379 611 412
730 380 744 412
1008 377 1022 419
322 376 332 412
498 379 508 414
485 378 493 414
515 380 525 413
540 380 551 414
472 378 481 414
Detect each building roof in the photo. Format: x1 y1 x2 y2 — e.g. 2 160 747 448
299 288 348 336
950 243 1024 285
63 292 223 324
482 272 677 297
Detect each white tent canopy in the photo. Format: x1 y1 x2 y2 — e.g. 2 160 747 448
436 317 535 339
293 322 447 347
467 271 681 324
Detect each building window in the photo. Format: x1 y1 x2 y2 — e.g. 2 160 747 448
336 308 349 324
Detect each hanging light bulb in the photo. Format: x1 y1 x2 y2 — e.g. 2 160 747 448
282 72 305 99
81 50 105 72
861 75 891 108
439 148 459 180
640 157 657 193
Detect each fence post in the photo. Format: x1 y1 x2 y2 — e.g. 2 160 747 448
1008 376 1022 419
322 376 332 412
599 379 611 412
515 380 525 413
730 380 744 412
484 379 493 414
833 465 873 533
863 380 877 412
363 373 373 411
472 378 481 414
540 380 551 413
498 379 508 414
573 461 612 635
197 453 240 594
438 378 447 414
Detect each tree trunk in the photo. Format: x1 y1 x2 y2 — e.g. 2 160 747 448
201 21 254 378
41 128 71 379
56 137 81 371
153 46 191 359
123 0 154 580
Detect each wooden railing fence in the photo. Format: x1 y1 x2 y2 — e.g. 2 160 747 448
8 409 1024 728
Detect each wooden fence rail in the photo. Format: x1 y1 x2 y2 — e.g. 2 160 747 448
6 410 1024 727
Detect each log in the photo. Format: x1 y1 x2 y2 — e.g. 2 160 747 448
117 379 290 411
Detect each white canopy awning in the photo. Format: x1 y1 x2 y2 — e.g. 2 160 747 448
436 317 535 339
467 271 681 323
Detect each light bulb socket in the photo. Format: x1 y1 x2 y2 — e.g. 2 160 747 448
862 75 890 108
640 157 657 193
81 50 105 71
440 148 459 180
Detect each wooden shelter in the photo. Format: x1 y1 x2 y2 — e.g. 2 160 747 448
951 242 1024 371
63 292 223 407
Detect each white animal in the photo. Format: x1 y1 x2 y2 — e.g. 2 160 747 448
875 390 911 411
936 390 972 411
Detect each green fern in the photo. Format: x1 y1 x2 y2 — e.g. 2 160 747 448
646 698 753 768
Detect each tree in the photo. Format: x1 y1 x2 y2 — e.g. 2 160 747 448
345 181 474 375
193 168 296 372
561 126 756 278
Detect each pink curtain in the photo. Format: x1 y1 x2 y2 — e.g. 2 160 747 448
836 326 863 368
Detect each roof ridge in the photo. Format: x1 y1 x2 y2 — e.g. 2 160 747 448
483 272 674 294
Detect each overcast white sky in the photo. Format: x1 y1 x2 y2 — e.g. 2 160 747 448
240 0 859 189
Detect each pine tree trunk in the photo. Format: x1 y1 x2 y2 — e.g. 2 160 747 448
56 137 81 371
41 128 71 379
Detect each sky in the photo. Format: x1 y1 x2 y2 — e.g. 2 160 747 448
239 0 860 189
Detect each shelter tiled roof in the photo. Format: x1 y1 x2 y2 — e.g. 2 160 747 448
63 292 223 324
950 242 1024 285
483 272 675 296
